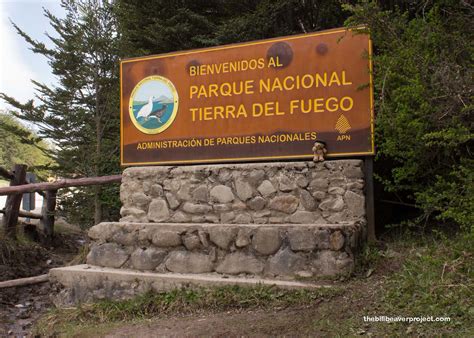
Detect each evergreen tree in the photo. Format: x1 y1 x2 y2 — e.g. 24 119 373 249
0 112 53 179
115 0 350 56
0 0 121 227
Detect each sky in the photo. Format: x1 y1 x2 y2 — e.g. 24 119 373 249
0 0 65 111
134 80 174 103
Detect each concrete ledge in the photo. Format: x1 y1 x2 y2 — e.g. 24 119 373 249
49 264 331 306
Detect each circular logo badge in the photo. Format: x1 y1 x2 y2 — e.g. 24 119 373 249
129 75 179 134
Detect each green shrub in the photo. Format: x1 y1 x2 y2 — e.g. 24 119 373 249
345 1 473 230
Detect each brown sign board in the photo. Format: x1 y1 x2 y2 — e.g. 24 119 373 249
120 27 374 166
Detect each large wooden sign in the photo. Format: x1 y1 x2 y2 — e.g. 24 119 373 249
120 27 374 165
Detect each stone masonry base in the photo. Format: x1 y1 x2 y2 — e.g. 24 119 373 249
85 222 365 280
52 161 368 304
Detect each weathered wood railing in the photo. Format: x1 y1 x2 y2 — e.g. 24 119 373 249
0 164 121 242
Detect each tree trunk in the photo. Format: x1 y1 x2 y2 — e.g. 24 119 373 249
94 186 102 224
94 70 103 225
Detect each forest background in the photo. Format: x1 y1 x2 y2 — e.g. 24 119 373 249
0 0 472 235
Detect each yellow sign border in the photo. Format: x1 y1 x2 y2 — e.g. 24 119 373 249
128 75 179 135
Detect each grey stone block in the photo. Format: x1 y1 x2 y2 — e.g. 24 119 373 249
248 169 265 186
151 230 182 247
343 166 364 179
220 211 235 223
87 243 129 268
165 251 214 273
130 248 167 270
268 195 299 214
183 233 202 251
112 231 138 246
296 176 309 188
235 228 252 248
235 178 254 201
210 185 234 203
319 197 345 212
344 191 365 217
216 252 264 274
150 184 164 197
120 207 146 219
346 180 364 191
209 227 237 249
328 187 345 195
288 228 316 251
170 211 191 223
88 223 122 241
299 190 317 211
234 213 252 223
330 231 345 251
252 228 281 255
192 185 209 202
278 174 296 192
165 193 180 210
257 180 276 197
213 204 232 212
147 199 170 222
309 178 328 191
266 248 306 276
289 211 316 224
130 192 151 209
182 202 212 214
247 196 266 211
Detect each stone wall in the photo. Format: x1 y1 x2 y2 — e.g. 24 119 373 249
87 222 365 279
120 160 366 225
55 160 369 305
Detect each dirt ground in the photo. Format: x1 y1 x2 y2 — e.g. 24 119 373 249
2 226 470 337
0 220 86 336
41 247 402 338
63 276 390 338
1 229 399 337
101 277 389 337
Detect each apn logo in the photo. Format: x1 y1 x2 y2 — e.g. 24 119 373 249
335 114 351 141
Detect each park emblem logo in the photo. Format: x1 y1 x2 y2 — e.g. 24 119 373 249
129 75 179 134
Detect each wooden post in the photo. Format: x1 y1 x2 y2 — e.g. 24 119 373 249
2 164 27 239
40 189 57 243
364 157 376 243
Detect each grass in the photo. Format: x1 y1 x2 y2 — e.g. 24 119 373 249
379 231 474 336
34 285 340 336
33 230 474 336
315 230 474 336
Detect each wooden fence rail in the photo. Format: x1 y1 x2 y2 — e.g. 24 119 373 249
0 164 121 242
0 209 43 219
0 175 122 195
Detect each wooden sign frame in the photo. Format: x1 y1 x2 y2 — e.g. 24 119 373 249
120 27 374 166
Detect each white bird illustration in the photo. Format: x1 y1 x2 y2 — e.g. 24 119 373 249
136 96 155 121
